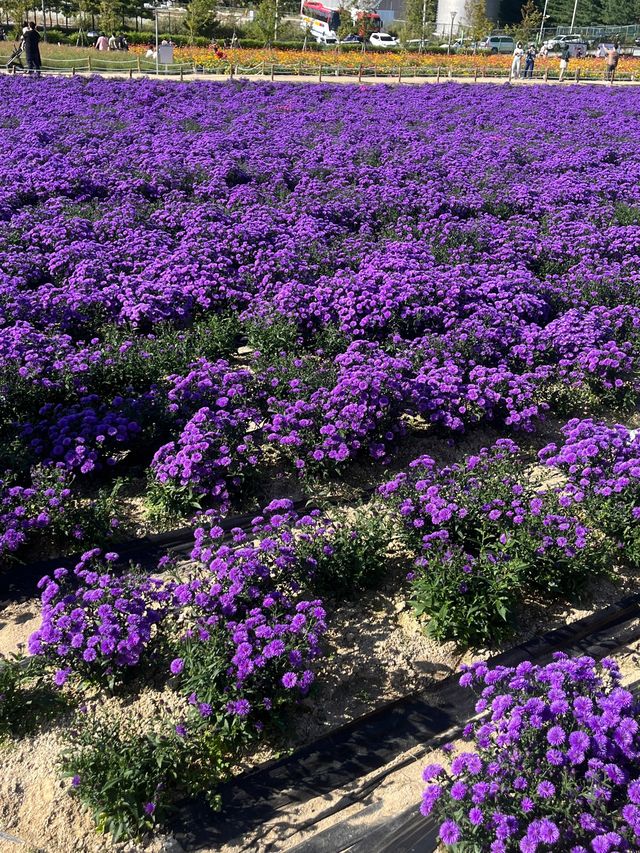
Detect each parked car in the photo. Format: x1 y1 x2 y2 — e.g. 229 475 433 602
404 38 429 49
543 33 585 51
369 32 399 48
315 33 338 45
341 34 363 44
439 38 466 52
479 35 515 54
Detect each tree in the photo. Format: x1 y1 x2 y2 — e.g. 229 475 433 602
402 0 437 42
464 0 492 42
253 0 278 43
602 0 637 24
100 0 121 35
507 0 542 44
183 0 214 43
337 4 356 39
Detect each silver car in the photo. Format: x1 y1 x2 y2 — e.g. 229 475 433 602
479 35 515 54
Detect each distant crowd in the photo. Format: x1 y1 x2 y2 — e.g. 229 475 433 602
510 41 621 81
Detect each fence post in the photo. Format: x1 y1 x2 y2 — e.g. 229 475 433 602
358 64 363 83
262 60 265 76
398 65 402 84
474 67 478 82
129 67 133 79
137 55 141 73
483 65 487 78
229 62 234 79
270 62 274 81
87 55 91 72
448 67 452 79
180 66 184 82
436 65 440 83
72 66 75 76
544 67 548 82
318 64 322 81
574 67 580 83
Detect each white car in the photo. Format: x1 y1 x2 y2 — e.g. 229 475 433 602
315 33 338 45
543 33 585 51
370 32 399 48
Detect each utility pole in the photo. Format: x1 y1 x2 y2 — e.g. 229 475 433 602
447 9 456 54
538 0 548 45
570 0 578 33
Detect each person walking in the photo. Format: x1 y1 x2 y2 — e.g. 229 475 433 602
108 33 117 50
606 43 619 81
22 22 41 76
95 33 109 51
524 44 536 78
558 44 570 82
511 42 524 79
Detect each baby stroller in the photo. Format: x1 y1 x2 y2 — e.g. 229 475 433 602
6 43 24 72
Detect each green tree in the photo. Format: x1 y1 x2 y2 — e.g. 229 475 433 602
253 0 278 43
508 0 542 44
183 0 214 43
402 0 437 43
602 0 637 24
99 0 121 35
337 4 356 39
546 0 604 26
464 0 492 43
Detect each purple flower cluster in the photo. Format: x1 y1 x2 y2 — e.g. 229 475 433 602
423 654 640 851
539 418 640 565
379 440 602 643
28 549 171 683
176 499 328 716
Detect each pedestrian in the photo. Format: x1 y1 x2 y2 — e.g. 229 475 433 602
95 33 109 51
22 21 41 76
558 44 570 82
524 44 536 78
108 33 117 50
511 41 524 79
606 43 619 81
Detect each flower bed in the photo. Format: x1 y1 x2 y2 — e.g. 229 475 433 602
2 76 640 847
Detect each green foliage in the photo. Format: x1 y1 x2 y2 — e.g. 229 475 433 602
145 477 206 524
464 0 492 44
410 539 520 644
99 0 122 35
296 506 391 597
507 0 543 45
183 0 216 43
253 0 279 43
402 0 437 42
61 710 232 841
0 655 67 740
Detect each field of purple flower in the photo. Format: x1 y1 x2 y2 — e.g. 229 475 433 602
2 76 640 848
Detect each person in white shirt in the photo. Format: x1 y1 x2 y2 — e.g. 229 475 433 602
108 33 117 50
511 42 524 79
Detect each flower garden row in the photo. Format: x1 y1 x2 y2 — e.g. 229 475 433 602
3 77 640 848
153 45 640 78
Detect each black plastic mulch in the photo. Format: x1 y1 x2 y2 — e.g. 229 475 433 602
171 591 640 851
